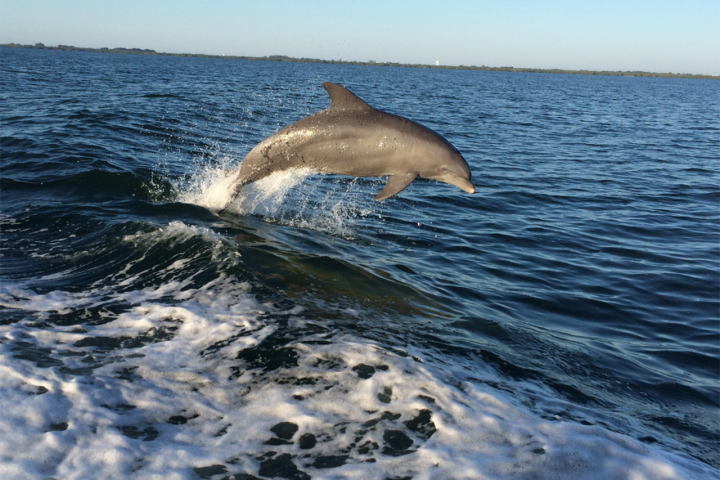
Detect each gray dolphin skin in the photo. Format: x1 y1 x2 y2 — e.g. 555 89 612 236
220 82 474 211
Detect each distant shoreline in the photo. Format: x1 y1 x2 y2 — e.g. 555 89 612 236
2 42 717 80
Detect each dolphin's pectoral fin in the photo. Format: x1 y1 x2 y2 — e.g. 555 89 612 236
374 173 418 201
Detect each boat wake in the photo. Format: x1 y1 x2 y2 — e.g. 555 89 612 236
0 221 714 480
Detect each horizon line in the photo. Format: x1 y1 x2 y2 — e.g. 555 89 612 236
2 42 717 80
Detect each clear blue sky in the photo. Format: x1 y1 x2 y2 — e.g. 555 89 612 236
1 0 718 74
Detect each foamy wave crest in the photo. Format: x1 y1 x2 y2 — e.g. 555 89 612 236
120 220 229 256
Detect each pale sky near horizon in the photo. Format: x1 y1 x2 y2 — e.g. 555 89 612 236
1 0 718 75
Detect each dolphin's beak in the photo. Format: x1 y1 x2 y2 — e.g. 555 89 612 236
445 175 475 194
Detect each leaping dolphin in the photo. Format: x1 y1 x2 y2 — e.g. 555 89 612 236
220 82 474 212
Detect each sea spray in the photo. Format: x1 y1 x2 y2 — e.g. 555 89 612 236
174 160 382 238
173 156 247 211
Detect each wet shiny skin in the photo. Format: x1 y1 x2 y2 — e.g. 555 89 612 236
225 82 474 208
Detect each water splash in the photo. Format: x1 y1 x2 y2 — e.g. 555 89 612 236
231 168 314 217
275 177 378 238
173 158 381 238
173 156 247 210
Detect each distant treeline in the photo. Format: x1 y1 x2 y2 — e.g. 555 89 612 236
3 43 717 80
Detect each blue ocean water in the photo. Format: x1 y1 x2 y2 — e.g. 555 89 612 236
0 47 718 479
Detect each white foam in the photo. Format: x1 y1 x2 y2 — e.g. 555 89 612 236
0 241 715 479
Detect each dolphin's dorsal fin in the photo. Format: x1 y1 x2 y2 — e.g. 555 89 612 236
375 173 418 201
323 82 373 111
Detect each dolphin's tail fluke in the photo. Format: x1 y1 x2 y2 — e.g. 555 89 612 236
218 178 247 214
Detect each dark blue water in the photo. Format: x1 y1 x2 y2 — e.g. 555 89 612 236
1 47 718 479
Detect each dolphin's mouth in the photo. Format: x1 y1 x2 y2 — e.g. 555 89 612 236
444 175 475 194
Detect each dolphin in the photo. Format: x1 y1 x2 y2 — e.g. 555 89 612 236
220 82 474 212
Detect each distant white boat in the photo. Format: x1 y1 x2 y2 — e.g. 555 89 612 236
436 60 440 66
